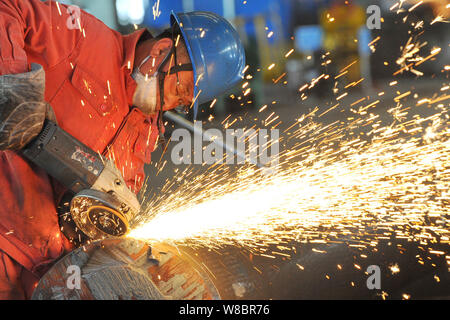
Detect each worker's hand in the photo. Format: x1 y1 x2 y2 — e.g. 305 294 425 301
0 63 48 151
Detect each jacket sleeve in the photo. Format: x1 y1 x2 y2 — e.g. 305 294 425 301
0 0 28 74
0 0 83 75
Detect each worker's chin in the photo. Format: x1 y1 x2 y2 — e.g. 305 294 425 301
134 99 158 115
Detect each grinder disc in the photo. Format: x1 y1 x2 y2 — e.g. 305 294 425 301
87 205 129 236
70 189 131 239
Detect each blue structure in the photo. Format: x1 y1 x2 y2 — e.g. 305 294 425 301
294 25 323 52
144 0 293 41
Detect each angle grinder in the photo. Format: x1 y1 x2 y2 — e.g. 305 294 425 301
22 121 141 240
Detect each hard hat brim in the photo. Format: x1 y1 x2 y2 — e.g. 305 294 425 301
170 11 200 119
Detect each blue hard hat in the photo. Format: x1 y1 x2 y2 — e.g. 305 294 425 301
170 11 246 118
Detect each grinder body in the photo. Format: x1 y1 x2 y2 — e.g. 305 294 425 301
22 121 140 239
23 121 102 192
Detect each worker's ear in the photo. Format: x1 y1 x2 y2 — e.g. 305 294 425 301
140 38 173 75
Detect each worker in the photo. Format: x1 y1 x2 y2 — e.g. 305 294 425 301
0 0 245 299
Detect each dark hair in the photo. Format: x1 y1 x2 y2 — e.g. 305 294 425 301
154 23 183 41
154 28 173 40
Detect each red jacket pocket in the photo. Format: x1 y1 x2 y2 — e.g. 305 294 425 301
71 65 117 117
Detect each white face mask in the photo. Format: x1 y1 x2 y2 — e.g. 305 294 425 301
132 68 158 115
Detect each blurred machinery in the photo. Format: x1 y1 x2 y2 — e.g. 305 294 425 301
320 0 366 85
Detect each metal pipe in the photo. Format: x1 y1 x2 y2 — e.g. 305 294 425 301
163 111 264 168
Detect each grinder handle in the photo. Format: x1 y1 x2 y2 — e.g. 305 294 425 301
22 120 105 193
